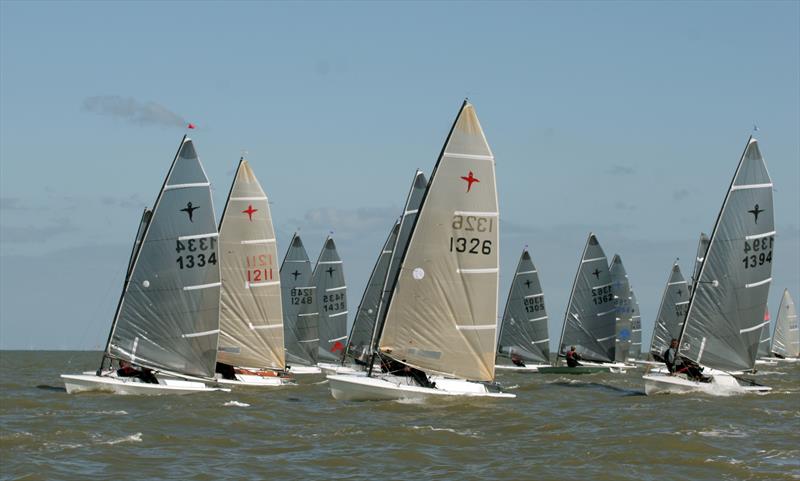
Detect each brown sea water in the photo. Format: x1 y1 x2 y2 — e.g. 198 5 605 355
1 351 798 480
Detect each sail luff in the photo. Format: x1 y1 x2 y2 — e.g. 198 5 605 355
678 137 775 372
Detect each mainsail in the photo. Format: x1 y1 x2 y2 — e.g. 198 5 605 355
610 254 633 363
280 234 318 366
556 233 616 363
106 137 221 379
649 262 688 359
757 308 771 358
345 221 400 363
689 233 709 293
217 159 284 370
771 290 799 358
630 288 642 359
497 249 550 364
313 237 348 362
678 138 775 372
378 101 499 382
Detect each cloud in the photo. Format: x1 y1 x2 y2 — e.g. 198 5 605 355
614 201 637 211
99 193 146 209
605 164 636 176
82 96 187 128
0 218 78 244
283 206 398 240
672 188 691 201
0 197 28 211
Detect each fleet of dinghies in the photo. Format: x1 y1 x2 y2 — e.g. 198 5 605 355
61 104 794 399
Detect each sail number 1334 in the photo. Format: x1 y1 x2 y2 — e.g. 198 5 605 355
450 214 493 255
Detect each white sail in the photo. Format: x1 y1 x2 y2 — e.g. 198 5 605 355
106 137 221 379
379 101 499 382
771 290 799 358
610 254 633 362
678 138 775 372
217 159 284 370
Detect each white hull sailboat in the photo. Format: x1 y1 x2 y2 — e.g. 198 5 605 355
328 102 514 401
494 364 551 373
328 374 514 401
61 137 227 395
645 137 775 396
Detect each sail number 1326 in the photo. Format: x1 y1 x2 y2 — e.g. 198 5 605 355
450 215 493 255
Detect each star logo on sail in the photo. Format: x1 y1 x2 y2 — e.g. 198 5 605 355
180 202 199 222
331 341 345 353
291 270 301 280
677 289 683 297
460 171 480 192
326 267 335 277
242 204 258 221
524 279 532 289
592 268 601 279
748 204 764 224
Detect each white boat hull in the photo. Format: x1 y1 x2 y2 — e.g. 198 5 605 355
61 374 228 395
287 365 322 375
494 364 550 373
214 373 293 387
643 370 771 396
327 374 515 401
754 358 778 366
317 362 369 376
771 357 799 363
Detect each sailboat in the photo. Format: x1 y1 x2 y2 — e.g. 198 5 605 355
495 248 551 372
609 254 636 367
214 158 292 386
753 308 777 366
328 101 514 400
769 289 799 362
313 237 349 373
644 137 774 395
539 233 628 374
62 137 228 394
648 262 689 362
689 233 710 293
280 234 322 375
629 288 642 361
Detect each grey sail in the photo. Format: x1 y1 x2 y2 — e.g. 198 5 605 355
369 170 428 360
649 262 689 359
771 290 799 358
217 159 285 370
610 254 633 363
678 138 775 372
689 233 709 293
630 288 642 359
345 221 400 363
313 237 348 362
556 233 616 363
497 249 550 364
280 234 318 365
379 101 500 382
106 137 221 379
756 308 771 358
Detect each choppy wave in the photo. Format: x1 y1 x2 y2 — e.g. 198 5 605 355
223 401 250 407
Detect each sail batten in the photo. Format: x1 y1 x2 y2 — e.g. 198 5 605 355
678 138 775 372
217 159 285 370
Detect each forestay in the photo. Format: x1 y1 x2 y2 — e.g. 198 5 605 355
497 249 550 364
346 222 399 363
610 255 633 363
557 233 616 363
217 159 284 370
379 101 499 382
649 262 688 359
106 137 221 379
280 234 318 366
771 289 799 358
678 138 775 372
313 237 348 362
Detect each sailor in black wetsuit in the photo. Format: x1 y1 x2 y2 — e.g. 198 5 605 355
566 346 582 367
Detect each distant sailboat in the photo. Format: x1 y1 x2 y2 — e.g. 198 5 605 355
314 237 349 372
495 248 551 372
628 287 642 361
689 233 709 293
754 308 777 366
328 101 514 400
540 233 627 374
62 137 227 394
644 137 774 395
280 234 321 375
609 254 634 364
649 262 689 362
215 158 292 386
770 290 799 361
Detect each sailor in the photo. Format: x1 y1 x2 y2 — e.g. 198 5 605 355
566 346 582 367
116 360 139 378
511 352 526 368
663 338 681 374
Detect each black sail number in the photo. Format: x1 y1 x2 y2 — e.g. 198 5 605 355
450 237 491 255
176 237 217 269
742 236 774 269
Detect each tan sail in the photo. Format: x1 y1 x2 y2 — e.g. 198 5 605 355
217 159 285 370
379 102 499 382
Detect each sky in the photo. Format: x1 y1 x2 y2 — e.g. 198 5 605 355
1 1 798 351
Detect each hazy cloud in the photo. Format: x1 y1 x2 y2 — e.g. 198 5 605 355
605 164 636 176
285 206 397 239
0 197 27 211
614 201 637 212
673 188 691 201
99 193 146 209
82 96 187 128
0 218 78 244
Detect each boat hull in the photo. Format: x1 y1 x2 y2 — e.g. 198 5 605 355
61 374 228 395
327 374 515 401
754 359 778 366
317 362 368 376
287 365 323 375
494 364 550 373
643 371 772 396
214 374 294 387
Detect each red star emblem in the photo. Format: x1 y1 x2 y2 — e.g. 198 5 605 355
242 204 258 221
460 170 480 192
